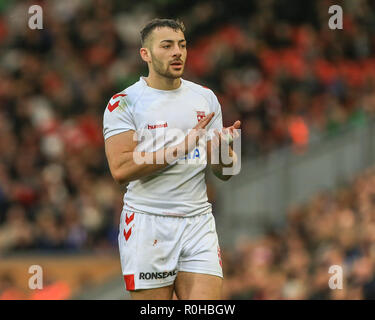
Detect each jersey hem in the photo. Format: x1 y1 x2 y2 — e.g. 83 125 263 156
123 202 212 218
177 268 223 279
104 128 134 140
131 280 175 291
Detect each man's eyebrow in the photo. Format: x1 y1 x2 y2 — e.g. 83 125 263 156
160 39 187 44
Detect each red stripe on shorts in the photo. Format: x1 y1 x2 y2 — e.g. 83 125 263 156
124 274 135 291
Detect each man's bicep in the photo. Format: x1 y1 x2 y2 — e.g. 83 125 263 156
105 130 137 170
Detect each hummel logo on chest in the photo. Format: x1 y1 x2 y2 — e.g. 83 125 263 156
147 122 168 129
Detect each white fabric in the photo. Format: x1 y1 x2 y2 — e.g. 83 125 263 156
103 77 223 217
118 208 223 290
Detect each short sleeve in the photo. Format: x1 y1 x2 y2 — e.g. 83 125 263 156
103 93 136 140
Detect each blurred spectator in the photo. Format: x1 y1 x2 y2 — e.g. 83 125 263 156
0 204 34 252
222 167 375 299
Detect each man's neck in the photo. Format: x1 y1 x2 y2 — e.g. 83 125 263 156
144 73 181 91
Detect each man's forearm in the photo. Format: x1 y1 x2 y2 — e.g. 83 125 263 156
112 146 184 184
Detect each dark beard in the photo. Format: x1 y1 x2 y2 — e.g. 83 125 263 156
151 53 183 79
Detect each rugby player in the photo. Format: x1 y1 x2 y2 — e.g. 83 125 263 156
103 18 240 300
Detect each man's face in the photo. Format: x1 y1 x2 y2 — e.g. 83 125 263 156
146 27 187 79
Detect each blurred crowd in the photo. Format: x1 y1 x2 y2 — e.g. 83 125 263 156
1 0 375 299
223 167 375 299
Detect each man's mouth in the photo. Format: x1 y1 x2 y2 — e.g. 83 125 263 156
170 61 183 66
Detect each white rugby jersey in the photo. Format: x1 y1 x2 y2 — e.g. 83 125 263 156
103 76 223 217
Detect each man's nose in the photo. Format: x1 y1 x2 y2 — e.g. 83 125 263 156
172 45 182 57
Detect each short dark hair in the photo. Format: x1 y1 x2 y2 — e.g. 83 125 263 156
140 18 185 46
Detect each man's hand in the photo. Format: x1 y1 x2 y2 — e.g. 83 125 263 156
209 120 241 180
184 112 215 154
218 120 241 146
170 112 215 158
212 120 241 162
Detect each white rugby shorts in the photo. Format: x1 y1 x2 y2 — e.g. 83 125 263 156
118 209 223 291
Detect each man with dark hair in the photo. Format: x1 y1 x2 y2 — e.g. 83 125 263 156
140 18 185 47
103 18 240 300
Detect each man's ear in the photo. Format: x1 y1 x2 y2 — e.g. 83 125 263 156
140 47 151 63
